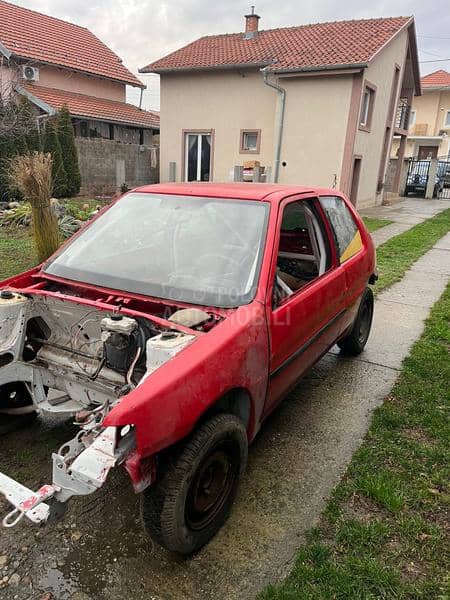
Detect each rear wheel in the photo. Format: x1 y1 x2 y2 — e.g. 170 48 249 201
338 287 374 355
141 414 248 554
0 383 37 435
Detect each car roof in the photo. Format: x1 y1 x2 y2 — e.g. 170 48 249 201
132 182 335 204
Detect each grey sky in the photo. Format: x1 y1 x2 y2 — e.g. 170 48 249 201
9 0 450 110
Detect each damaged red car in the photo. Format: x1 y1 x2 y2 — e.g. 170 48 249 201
0 183 376 554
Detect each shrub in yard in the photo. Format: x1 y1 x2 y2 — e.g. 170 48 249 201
57 105 81 197
43 120 67 198
58 214 82 239
0 202 32 227
0 98 40 201
9 152 60 261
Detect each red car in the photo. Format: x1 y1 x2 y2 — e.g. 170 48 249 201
0 183 376 553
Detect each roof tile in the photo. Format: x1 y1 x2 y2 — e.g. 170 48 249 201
21 84 159 129
0 0 143 87
141 17 411 73
421 70 450 88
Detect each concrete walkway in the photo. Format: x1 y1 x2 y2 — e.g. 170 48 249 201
1 235 449 600
360 197 449 247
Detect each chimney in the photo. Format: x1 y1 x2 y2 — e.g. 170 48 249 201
244 6 260 39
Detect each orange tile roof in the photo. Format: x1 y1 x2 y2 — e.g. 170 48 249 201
421 70 450 88
0 0 143 88
20 84 159 129
141 16 412 74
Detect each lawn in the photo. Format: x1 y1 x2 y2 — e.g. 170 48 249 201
362 216 393 232
261 283 450 599
0 228 37 280
375 207 450 293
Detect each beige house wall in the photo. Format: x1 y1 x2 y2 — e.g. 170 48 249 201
160 70 277 183
0 61 126 102
391 89 450 159
33 65 126 102
277 74 353 188
353 29 409 208
159 28 412 209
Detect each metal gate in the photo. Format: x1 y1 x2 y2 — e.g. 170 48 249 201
438 160 450 199
405 158 450 199
405 159 430 197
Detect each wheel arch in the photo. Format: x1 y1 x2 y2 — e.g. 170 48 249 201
199 387 253 437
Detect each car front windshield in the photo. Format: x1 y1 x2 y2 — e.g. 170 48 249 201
44 193 270 308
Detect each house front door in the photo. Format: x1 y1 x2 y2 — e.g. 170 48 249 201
418 146 438 160
185 133 212 181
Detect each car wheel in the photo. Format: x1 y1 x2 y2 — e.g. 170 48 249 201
338 287 374 356
0 382 37 436
141 413 248 554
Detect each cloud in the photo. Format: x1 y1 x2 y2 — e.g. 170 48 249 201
9 0 450 109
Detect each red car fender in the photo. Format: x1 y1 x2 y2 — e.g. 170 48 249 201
103 300 269 457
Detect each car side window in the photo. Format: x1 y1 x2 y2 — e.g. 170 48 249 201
273 200 330 307
319 196 362 264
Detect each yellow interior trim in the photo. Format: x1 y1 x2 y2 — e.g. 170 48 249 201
340 230 362 263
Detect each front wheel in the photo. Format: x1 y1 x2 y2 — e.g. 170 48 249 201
141 413 248 554
338 287 374 355
0 382 37 436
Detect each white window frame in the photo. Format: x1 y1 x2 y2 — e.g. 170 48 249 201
444 110 450 128
409 109 416 129
184 132 212 182
360 89 371 126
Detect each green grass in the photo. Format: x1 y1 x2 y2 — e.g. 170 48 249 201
0 227 37 280
261 284 450 600
375 207 450 293
363 217 393 233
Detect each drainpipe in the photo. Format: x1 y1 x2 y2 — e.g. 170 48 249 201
139 87 144 109
261 68 286 183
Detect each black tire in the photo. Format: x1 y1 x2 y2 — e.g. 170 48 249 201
0 382 37 436
338 287 374 356
141 413 248 554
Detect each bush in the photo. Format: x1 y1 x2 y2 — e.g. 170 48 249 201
9 152 60 262
0 202 32 227
57 105 81 196
43 120 67 198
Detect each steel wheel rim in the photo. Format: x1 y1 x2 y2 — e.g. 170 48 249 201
185 441 238 531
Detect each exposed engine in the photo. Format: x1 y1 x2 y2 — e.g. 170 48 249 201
0 289 218 527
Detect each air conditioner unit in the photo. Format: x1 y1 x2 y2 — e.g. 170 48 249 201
21 65 39 82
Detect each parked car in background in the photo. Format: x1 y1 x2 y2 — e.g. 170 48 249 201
0 183 376 554
405 160 445 197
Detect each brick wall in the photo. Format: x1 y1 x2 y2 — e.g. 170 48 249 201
75 138 159 195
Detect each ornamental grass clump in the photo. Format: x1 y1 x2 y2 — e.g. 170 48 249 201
9 152 60 262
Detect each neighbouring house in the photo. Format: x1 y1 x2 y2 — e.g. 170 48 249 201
391 70 450 161
141 12 420 208
0 0 160 194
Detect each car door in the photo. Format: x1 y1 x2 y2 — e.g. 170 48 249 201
318 195 368 333
264 196 347 416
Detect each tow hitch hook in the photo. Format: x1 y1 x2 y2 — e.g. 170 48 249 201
0 476 59 528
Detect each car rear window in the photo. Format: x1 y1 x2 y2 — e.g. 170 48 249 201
319 196 362 263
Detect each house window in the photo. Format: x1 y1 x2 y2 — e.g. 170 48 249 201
409 110 416 129
319 196 362 263
240 129 261 154
139 129 144 145
184 132 212 182
444 110 450 128
359 83 376 131
80 121 88 138
109 124 115 140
